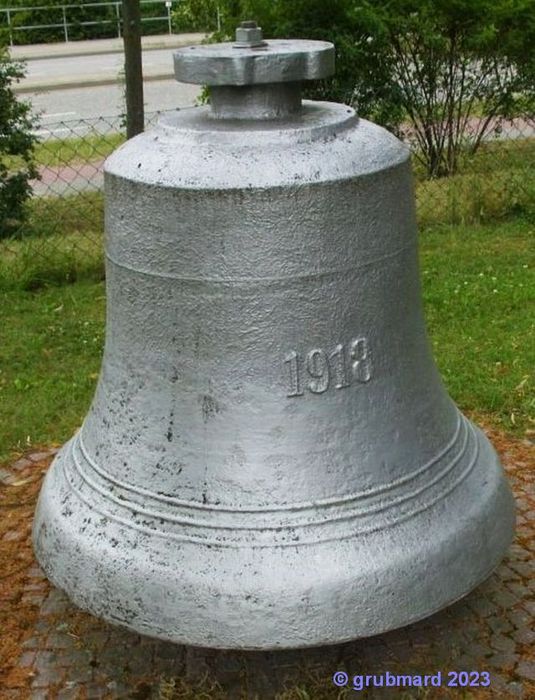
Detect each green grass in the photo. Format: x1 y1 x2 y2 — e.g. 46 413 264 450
5 132 125 170
0 217 532 463
420 218 534 434
33 132 125 168
0 192 104 291
415 138 535 227
0 279 105 461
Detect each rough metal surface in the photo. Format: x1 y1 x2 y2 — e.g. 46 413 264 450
209 82 304 120
233 20 268 49
173 39 335 86
33 33 515 650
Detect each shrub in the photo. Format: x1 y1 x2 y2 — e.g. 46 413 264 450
0 44 38 239
173 0 221 33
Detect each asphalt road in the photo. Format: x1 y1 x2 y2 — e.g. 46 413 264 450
13 36 202 137
28 79 201 137
24 47 176 85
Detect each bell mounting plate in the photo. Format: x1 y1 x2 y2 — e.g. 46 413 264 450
173 39 335 86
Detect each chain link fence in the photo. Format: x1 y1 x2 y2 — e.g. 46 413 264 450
1 110 533 290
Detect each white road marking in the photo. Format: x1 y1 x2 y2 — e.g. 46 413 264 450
42 111 77 118
33 125 89 137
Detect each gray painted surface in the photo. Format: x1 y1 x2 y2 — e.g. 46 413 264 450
173 39 334 86
33 32 515 650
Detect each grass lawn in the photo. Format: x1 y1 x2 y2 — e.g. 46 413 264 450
5 132 125 170
0 192 104 291
33 132 125 168
420 217 533 434
415 137 535 227
0 216 532 463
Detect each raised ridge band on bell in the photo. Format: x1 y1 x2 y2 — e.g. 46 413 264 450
74 414 464 512
59 414 480 547
104 243 415 285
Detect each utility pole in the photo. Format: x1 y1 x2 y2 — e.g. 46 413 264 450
122 0 144 138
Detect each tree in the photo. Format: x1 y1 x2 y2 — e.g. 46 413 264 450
174 0 535 177
372 0 535 177
0 45 38 239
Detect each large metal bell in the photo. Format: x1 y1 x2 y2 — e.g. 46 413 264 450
33 23 515 650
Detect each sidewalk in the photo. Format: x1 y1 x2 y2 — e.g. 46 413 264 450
9 32 206 61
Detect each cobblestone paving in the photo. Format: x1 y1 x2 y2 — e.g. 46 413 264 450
1 437 533 700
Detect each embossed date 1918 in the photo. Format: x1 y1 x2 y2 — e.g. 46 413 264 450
284 337 372 397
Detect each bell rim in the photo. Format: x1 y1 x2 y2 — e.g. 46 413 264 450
32 420 515 649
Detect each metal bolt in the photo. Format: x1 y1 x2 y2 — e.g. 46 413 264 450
233 19 268 49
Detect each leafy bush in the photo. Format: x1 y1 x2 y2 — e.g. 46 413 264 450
173 0 221 33
373 0 535 177
0 45 38 239
0 0 170 45
1 0 116 44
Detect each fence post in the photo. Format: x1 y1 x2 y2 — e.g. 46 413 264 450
115 1 121 37
62 5 69 42
122 0 144 138
166 1 172 35
217 5 221 32
6 9 14 47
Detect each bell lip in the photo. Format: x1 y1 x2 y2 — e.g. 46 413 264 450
33 541 513 651
32 422 515 650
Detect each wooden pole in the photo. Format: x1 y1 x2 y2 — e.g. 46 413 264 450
122 0 144 138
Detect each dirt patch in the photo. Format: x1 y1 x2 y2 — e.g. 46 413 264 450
0 449 55 696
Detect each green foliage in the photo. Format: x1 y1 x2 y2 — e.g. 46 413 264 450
1 0 116 44
374 0 535 176
173 0 221 33
208 0 398 122
415 138 535 227
0 0 170 45
0 190 104 290
0 44 38 239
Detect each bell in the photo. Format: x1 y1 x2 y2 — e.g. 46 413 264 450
33 23 515 650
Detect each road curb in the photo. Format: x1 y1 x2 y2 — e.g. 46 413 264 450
9 33 206 62
12 44 180 62
13 71 174 94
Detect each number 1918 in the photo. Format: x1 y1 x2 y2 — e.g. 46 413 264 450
284 337 372 398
